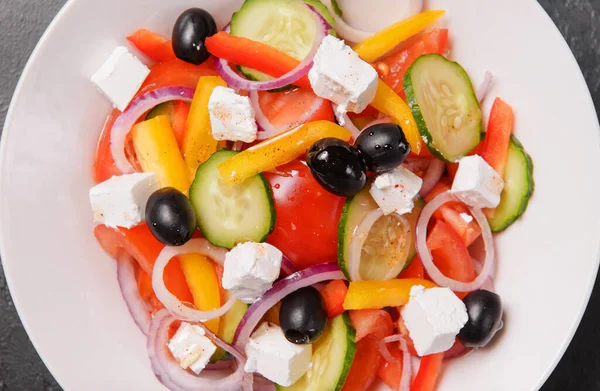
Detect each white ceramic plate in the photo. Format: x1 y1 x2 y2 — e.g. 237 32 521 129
1 0 599 390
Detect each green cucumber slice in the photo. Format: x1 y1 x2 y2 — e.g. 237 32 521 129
189 150 276 249
488 136 534 232
278 313 356 391
338 182 425 280
211 295 248 361
405 54 482 162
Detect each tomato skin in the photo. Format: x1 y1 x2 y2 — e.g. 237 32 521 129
93 109 122 183
412 353 444 391
378 343 404 390
341 337 383 391
257 88 334 129
349 309 393 342
127 29 176 62
264 160 344 270
320 280 348 318
399 254 425 279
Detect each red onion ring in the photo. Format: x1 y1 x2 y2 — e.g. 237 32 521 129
333 104 361 139
280 255 298 277
214 6 330 91
419 159 445 198
250 91 324 140
347 209 412 281
152 239 237 322
232 263 345 349
362 116 393 129
476 72 494 103
472 258 496 292
373 336 399 364
110 86 195 174
116 252 151 335
415 191 495 292
147 309 246 391
379 334 412 391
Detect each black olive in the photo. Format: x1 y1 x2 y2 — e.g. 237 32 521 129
458 289 503 348
355 123 410 174
279 287 327 344
145 187 197 246
172 8 217 65
306 138 367 197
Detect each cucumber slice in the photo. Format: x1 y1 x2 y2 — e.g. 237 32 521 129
278 313 356 391
212 295 248 361
189 150 276 249
231 0 334 82
488 136 534 232
338 182 425 280
405 54 482 162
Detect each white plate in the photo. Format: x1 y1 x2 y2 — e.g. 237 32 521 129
1 0 599 390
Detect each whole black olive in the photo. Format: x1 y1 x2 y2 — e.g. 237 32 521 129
306 138 367 197
355 123 410 174
279 287 328 344
172 8 217 65
458 289 503 348
145 187 197 246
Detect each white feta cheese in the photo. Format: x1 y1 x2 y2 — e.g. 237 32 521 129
369 166 423 215
91 46 150 111
400 285 468 356
308 35 378 113
168 322 217 375
451 155 504 208
222 242 282 304
245 322 312 387
208 86 257 143
89 172 158 228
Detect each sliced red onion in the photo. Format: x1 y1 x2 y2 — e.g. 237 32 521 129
250 91 324 140
280 255 298 277
373 336 399 364
415 191 495 292
116 252 152 335
205 360 233 371
233 263 345 349
362 116 393 129
419 159 445 198
147 309 246 391
348 209 412 281
214 6 330 91
110 86 195 173
476 72 494 103
333 104 361 139
152 239 236 322
472 258 496 292
380 334 412 391
252 375 277 391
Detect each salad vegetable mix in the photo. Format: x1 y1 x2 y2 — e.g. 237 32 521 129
88 1 534 390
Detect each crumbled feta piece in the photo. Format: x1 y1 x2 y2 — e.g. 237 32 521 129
369 166 423 215
451 155 504 208
308 35 378 113
459 212 474 224
91 46 150 111
208 86 257 143
400 286 468 356
245 322 312 387
222 242 282 304
168 322 217 375
89 172 158 228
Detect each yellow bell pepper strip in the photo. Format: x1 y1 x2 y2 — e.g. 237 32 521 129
343 279 437 310
131 115 190 194
371 80 422 154
182 76 227 181
217 120 352 185
353 10 446 63
179 254 221 333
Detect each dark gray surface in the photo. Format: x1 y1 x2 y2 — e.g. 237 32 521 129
0 0 599 389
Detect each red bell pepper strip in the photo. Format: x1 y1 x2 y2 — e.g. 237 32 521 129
205 32 312 90
127 29 176 62
412 353 444 391
320 280 348 318
480 98 514 178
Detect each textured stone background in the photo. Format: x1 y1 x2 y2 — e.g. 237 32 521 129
0 0 599 389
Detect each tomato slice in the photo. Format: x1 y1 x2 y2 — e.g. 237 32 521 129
399 254 425 279
257 88 334 131
137 58 218 97
349 309 393 342
127 29 176 62
341 337 384 391
264 160 344 270
375 29 449 98
320 280 348 318
378 343 404 390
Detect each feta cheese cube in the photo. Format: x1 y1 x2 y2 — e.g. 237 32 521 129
400 286 468 356
308 35 378 113
222 242 282 304
91 46 150 111
168 322 217 375
369 166 423 215
245 322 312 387
89 172 158 228
451 155 504 208
208 87 257 143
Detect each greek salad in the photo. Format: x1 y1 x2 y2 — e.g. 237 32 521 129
89 1 534 390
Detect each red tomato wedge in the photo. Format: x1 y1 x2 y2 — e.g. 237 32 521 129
378 343 404 390
375 29 449 98
341 337 384 391
399 254 425 279
412 353 444 391
320 280 348 318
127 29 176 62
349 309 394 342
264 160 344 270
94 224 193 303
136 265 163 312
